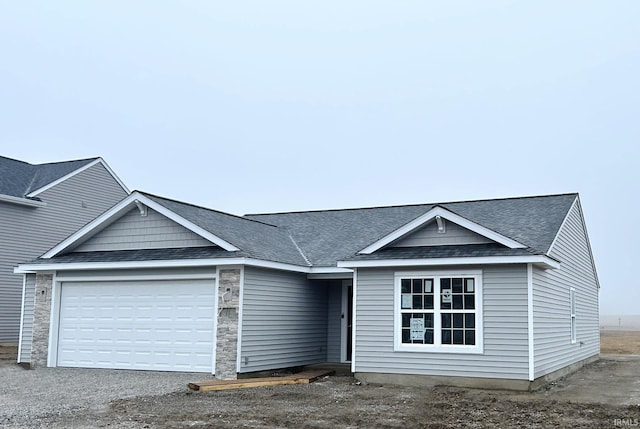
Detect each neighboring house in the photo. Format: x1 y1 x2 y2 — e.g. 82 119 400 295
0 156 129 343
15 191 599 390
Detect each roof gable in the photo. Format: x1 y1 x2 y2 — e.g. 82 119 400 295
43 191 311 267
43 192 240 258
390 217 493 248
70 206 214 252
358 205 527 255
0 156 129 203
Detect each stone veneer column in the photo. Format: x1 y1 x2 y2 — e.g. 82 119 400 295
215 268 241 379
31 273 54 368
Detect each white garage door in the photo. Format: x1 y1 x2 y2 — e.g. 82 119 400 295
56 279 215 372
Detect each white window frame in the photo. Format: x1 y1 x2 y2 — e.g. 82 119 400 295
394 270 484 354
570 287 576 344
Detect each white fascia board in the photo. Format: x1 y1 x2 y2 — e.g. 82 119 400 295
136 194 239 251
337 255 561 270
358 206 527 254
0 194 47 207
14 256 313 274
27 158 130 197
41 192 239 258
41 193 141 258
547 196 578 255
308 267 353 274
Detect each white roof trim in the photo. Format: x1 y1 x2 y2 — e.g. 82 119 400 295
337 255 560 270
546 196 578 254
547 195 601 289
27 158 130 197
14 256 313 274
358 205 527 254
0 193 47 207
41 192 239 258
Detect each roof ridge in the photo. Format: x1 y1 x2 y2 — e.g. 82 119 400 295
138 191 283 229
35 157 100 166
245 193 579 217
287 232 312 266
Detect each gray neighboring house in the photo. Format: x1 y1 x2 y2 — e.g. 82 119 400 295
0 156 129 343
15 191 599 390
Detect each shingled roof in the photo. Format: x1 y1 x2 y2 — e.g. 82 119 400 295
245 193 577 267
0 155 98 199
28 192 578 269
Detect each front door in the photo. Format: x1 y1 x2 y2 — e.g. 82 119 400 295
342 280 353 362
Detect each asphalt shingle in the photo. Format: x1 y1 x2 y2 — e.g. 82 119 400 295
0 156 97 199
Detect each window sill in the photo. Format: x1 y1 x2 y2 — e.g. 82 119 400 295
395 343 484 354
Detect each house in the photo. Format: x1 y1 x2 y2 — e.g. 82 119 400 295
14 191 599 390
0 156 129 343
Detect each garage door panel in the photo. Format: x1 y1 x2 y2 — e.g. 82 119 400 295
57 279 215 372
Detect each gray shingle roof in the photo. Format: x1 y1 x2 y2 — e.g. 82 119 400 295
40 192 577 269
0 155 97 199
143 193 310 266
343 243 540 261
26 246 237 264
246 193 578 266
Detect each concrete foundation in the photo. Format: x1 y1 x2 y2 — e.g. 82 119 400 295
356 354 600 391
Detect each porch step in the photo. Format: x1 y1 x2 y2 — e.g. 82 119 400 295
0 344 18 366
188 369 334 392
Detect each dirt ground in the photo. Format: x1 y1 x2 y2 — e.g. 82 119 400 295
4 331 640 429
14 357 640 429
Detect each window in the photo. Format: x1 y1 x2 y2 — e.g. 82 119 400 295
396 271 483 353
570 288 576 343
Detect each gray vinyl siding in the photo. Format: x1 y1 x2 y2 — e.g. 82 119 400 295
0 163 127 342
326 282 342 363
532 199 599 378
392 220 492 247
18 274 36 363
72 207 213 252
240 267 328 372
354 264 529 379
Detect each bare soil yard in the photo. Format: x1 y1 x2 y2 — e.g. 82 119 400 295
3 331 640 428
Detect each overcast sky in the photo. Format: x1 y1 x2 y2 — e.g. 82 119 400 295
1 2 638 315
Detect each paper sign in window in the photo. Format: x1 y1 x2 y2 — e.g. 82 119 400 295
442 288 452 303
410 318 425 340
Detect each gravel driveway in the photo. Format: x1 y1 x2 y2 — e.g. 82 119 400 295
0 365 205 428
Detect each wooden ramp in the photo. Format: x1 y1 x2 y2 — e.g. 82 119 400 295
188 370 334 392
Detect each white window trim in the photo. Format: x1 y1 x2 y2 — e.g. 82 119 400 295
394 270 484 354
570 287 577 344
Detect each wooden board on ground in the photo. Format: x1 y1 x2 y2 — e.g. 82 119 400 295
188 370 335 392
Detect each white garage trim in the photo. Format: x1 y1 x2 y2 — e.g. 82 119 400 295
49 277 216 373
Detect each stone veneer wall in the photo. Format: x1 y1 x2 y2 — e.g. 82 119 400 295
31 273 53 368
215 268 241 379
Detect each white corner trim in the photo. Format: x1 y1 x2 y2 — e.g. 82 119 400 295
358 206 527 255
351 268 357 374
17 275 27 363
0 194 47 207
40 192 239 258
338 255 561 270
527 263 535 381
213 266 220 375
236 266 245 374
47 273 59 368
